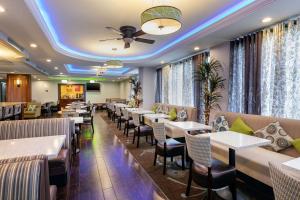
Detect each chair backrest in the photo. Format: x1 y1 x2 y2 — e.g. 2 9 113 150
91 105 96 116
116 106 122 117
152 122 166 144
0 155 51 200
14 104 22 115
123 109 129 120
184 133 211 167
4 106 13 118
269 162 300 200
0 118 72 149
132 113 140 127
111 105 116 112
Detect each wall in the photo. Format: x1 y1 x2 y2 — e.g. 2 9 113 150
209 42 231 122
31 80 121 103
119 80 131 100
139 67 156 109
6 74 31 102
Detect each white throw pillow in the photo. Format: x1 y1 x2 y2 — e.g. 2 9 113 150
213 116 229 132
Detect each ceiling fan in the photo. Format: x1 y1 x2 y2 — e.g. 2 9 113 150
99 26 155 49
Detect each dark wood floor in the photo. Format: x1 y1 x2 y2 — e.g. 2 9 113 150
67 112 166 200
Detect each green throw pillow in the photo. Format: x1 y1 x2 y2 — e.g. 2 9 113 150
168 108 177 121
229 117 253 135
151 105 158 113
291 139 300 153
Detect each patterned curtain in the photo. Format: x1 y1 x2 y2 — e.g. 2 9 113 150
193 52 209 122
161 65 170 104
155 68 162 102
228 33 262 114
261 18 300 119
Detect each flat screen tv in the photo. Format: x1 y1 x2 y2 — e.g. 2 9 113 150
86 83 100 92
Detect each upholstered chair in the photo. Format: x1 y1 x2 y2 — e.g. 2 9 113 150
3 105 14 120
82 105 96 133
269 162 300 200
115 106 126 130
152 122 185 174
184 133 236 200
13 104 22 119
122 109 135 136
132 112 154 148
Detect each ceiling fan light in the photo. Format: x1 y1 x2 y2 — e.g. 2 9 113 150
141 6 182 35
105 60 123 69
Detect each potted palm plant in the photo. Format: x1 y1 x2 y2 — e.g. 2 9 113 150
129 78 143 107
196 58 225 125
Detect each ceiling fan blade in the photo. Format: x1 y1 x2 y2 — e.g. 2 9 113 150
133 30 146 37
105 26 123 35
124 42 130 49
135 38 155 44
99 38 122 42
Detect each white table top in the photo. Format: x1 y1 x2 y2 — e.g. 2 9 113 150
65 105 87 109
58 109 88 114
202 131 271 150
0 135 66 160
130 110 155 115
282 157 300 178
168 121 212 132
143 113 169 121
69 117 84 124
114 103 130 108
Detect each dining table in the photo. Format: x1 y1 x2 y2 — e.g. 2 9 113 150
65 105 88 109
282 157 300 178
166 121 213 138
0 135 66 160
202 131 271 166
58 109 88 115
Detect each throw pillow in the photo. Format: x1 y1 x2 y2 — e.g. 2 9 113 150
291 139 300 153
168 108 177 121
213 115 229 132
27 105 36 112
254 122 293 152
177 109 188 121
151 105 158 113
156 105 163 113
229 117 253 135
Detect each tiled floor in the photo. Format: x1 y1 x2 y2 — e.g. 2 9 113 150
68 112 165 200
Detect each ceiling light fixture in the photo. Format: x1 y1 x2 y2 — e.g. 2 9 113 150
262 17 272 23
61 80 68 83
54 66 58 70
33 75 37 79
141 6 182 35
46 59 51 62
59 72 63 75
104 60 123 69
160 61 165 64
0 5 5 13
90 80 95 83
30 43 38 48
38 79 41 81
194 46 200 51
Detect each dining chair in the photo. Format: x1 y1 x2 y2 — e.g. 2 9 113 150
122 109 135 136
116 106 126 130
153 122 185 174
132 112 154 148
82 105 96 133
3 105 14 120
184 133 236 200
111 105 116 122
269 162 300 200
13 104 22 120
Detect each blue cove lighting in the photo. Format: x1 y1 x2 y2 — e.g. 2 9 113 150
32 0 255 61
65 64 130 75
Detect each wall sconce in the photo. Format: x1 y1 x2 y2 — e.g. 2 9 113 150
16 79 21 87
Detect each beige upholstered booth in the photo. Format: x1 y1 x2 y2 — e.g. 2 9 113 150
212 112 299 186
0 118 74 186
153 103 197 138
0 155 57 200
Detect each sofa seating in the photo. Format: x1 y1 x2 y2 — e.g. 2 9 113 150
213 112 300 186
152 103 197 138
0 155 57 200
24 102 41 119
3 105 14 119
0 118 74 186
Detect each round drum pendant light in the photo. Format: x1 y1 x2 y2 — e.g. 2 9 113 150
104 60 123 69
141 6 182 35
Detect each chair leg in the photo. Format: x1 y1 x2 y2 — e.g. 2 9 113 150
208 188 212 200
153 151 157 166
181 153 185 170
163 155 167 175
91 121 94 133
123 122 127 135
126 126 129 137
171 157 173 162
136 135 140 148
151 135 153 146
229 181 237 200
132 131 136 144
185 162 193 196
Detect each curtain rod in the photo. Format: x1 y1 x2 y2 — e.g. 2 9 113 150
232 14 300 41
155 49 209 70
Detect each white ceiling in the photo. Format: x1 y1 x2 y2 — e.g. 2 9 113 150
0 0 299 76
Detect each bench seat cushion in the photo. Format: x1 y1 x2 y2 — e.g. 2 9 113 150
211 142 294 186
